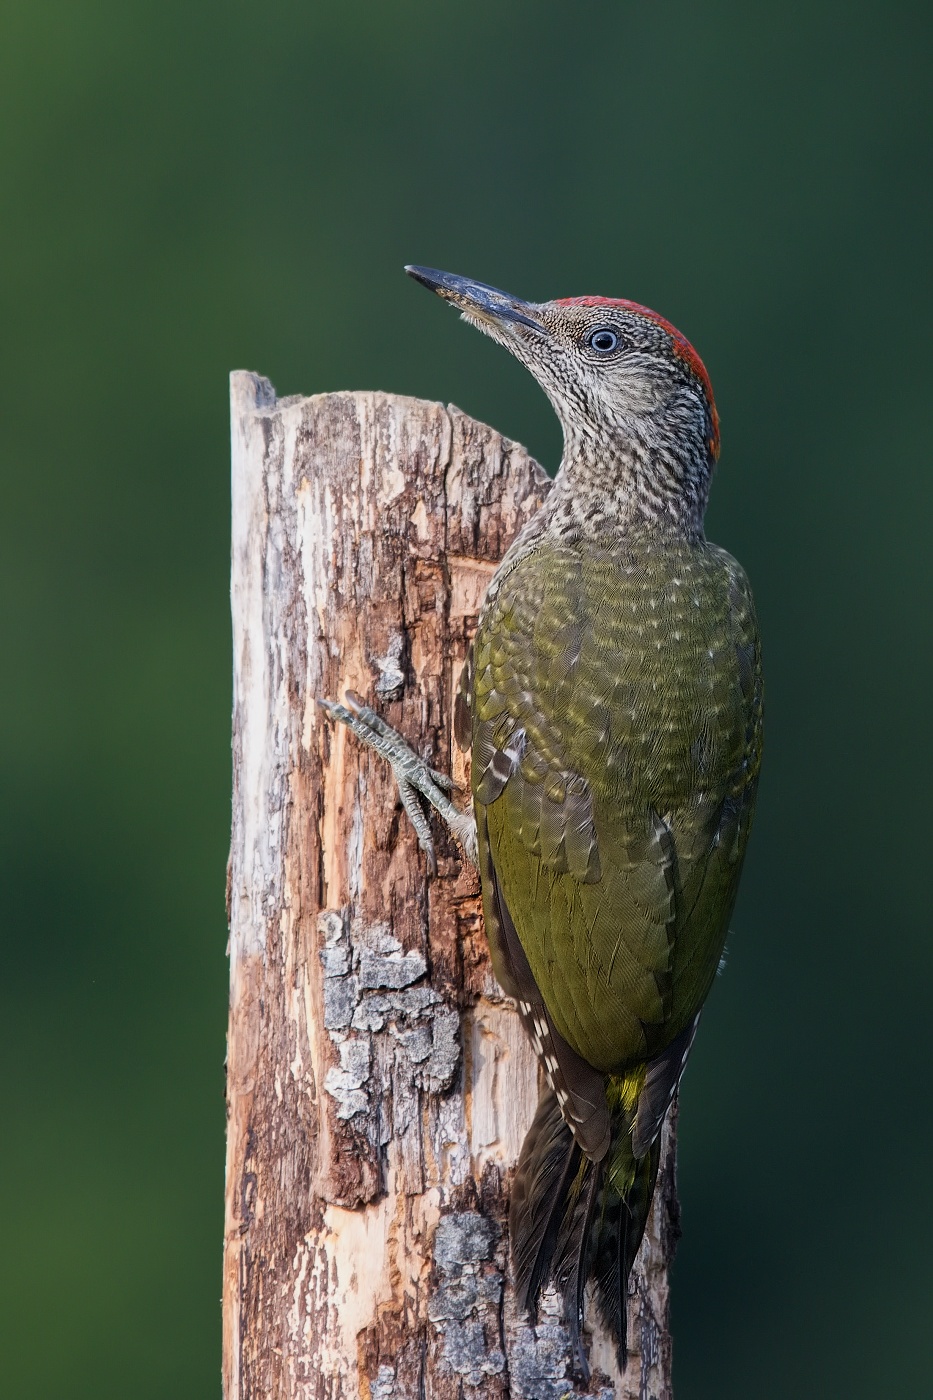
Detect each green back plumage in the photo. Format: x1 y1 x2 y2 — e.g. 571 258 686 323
470 526 762 1078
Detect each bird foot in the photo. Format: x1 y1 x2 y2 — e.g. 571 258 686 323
318 691 478 875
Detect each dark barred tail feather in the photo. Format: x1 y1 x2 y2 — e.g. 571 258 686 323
510 1087 662 1377
554 1147 605 1379
510 1092 582 1318
589 1134 662 1370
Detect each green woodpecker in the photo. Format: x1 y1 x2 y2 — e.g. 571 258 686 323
322 266 763 1376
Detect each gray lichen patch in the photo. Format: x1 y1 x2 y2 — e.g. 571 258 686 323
323 1037 372 1120
505 1287 616 1400
373 630 406 700
413 1006 460 1093
319 910 359 1034
352 985 438 1031
434 1212 496 1274
430 1211 505 1387
369 1364 397 1400
359 931 428 991
318 909 461 1124
508 1297 578 1400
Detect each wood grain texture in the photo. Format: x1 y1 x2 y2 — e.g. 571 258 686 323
226 373 679 1399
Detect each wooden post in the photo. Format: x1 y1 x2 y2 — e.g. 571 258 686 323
225 373 680 1400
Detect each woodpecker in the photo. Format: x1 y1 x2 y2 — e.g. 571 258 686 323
322 267 762 1376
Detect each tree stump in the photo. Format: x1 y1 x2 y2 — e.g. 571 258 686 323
225 372 679 1400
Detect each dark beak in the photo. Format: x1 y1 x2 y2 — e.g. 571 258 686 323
405 265 544 333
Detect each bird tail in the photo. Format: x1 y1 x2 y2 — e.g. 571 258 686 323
509 1080 662 1377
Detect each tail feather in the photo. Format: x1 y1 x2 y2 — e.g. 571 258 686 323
591 1135 662 1367
510 1091 582 1317
554 1151 604 1382
511 1084 663 1375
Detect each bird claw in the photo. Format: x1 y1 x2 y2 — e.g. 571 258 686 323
317 691 478 872
396 778 438 877
339 696 451 785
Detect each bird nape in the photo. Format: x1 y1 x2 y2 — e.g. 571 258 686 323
321 265 763 1378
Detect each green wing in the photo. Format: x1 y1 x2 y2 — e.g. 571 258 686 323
467 532 762 1077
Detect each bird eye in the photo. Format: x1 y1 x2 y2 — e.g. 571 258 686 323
587 328 619 353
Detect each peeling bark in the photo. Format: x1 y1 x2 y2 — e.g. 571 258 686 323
225 375 678 1399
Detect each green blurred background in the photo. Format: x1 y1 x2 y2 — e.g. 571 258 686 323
2 1 931 1395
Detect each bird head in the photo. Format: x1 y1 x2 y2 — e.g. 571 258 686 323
406 265 720 527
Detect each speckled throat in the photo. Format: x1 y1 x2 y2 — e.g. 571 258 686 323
544 427 713 542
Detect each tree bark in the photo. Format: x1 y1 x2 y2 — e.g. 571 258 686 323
225 373 679 1400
